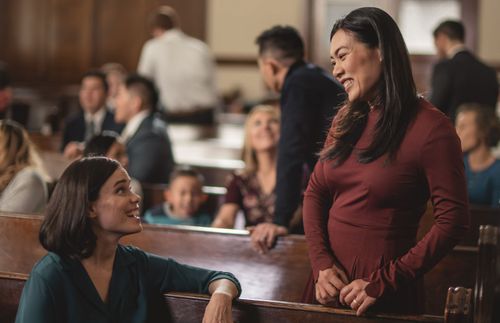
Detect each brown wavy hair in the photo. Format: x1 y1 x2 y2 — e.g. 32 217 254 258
320 7 418 165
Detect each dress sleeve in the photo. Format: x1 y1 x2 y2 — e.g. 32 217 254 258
365 117 470 298
145 252 242 297
303 160 338 281
15 272 58 323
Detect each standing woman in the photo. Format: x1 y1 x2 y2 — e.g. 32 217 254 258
0 120 48 213
303 7 469 315
16 157 240 323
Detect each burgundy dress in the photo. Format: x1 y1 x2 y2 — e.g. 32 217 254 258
303 99 469 314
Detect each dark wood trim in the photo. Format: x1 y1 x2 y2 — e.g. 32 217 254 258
461 0 479 52
215 56 257 66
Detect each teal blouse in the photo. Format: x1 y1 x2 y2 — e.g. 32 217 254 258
15 245 241 323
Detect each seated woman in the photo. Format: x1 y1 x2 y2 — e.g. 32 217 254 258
0 120 49 213
455 103 500 207
83 131 143 201
212 106 302 246
16 157 240 323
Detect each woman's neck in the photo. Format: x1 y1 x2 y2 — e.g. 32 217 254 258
82 235 118 268
255 150 277 175
468 145 495 172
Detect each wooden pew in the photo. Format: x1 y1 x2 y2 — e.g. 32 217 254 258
0 272 28 323
417 204 500 247
0 213 480 316
0 274 444 323
163 292 444 323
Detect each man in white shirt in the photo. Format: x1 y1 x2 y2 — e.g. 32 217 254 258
115 74 175 184
137 6 218 124
62 70 124 158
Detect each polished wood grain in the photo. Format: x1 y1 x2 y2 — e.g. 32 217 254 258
163 292 444 323
0 213 484 316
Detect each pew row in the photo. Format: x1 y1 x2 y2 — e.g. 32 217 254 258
0 212 479 315
0 274 444 323
163 292 444 323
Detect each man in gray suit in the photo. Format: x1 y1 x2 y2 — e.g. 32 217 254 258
114 74 175 184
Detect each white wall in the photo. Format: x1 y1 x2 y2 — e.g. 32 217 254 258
478 0 500 63
207 0 305 100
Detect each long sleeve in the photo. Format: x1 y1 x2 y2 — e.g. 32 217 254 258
145 252 241 297
303 160 338 280
274 84 314 227
364 117 470 298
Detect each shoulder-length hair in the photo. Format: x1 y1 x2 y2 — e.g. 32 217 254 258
39 157 120 260
321 7 418 165
241 105 280 174
0 120 47 192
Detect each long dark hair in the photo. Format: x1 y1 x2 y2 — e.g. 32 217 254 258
321 7 418 165
39 157 120 260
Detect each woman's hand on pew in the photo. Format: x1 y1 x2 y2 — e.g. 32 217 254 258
204 279 238 323
315 266 349 304
339 279 376 316
247 223 288 254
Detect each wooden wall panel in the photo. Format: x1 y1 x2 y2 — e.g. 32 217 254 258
93 0 151 72
0 0 48 82
0 0 207 85
45 0 95 83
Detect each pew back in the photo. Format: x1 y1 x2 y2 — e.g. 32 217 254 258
163 292 444 323
0 212 479 316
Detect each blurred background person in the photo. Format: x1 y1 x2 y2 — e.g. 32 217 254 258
0 120 48 213
138 6 218 125
101 63 127 111
144 167 212 226
253 26 345 252
430 20 498 121
62 70 124 159
455 103 500 207
114 74 175 184
213 105 304 245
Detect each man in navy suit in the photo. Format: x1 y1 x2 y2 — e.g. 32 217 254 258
114 74 175 184
251 26 345 252
430 20 499 121
62 70 124 158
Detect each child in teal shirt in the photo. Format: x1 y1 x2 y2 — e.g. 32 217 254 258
144 167 213 226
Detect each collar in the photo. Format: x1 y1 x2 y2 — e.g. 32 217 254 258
447 44 467 58
84 107 106 125
159 28 183 41
120 110 150 143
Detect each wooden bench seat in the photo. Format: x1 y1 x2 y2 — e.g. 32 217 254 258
0 274 444 323
0 212 481 317
163 292 444 323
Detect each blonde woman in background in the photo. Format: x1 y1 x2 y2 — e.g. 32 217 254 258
213 105 302 251
0 120 49 213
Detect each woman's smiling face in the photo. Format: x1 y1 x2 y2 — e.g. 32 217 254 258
330 29 382 103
